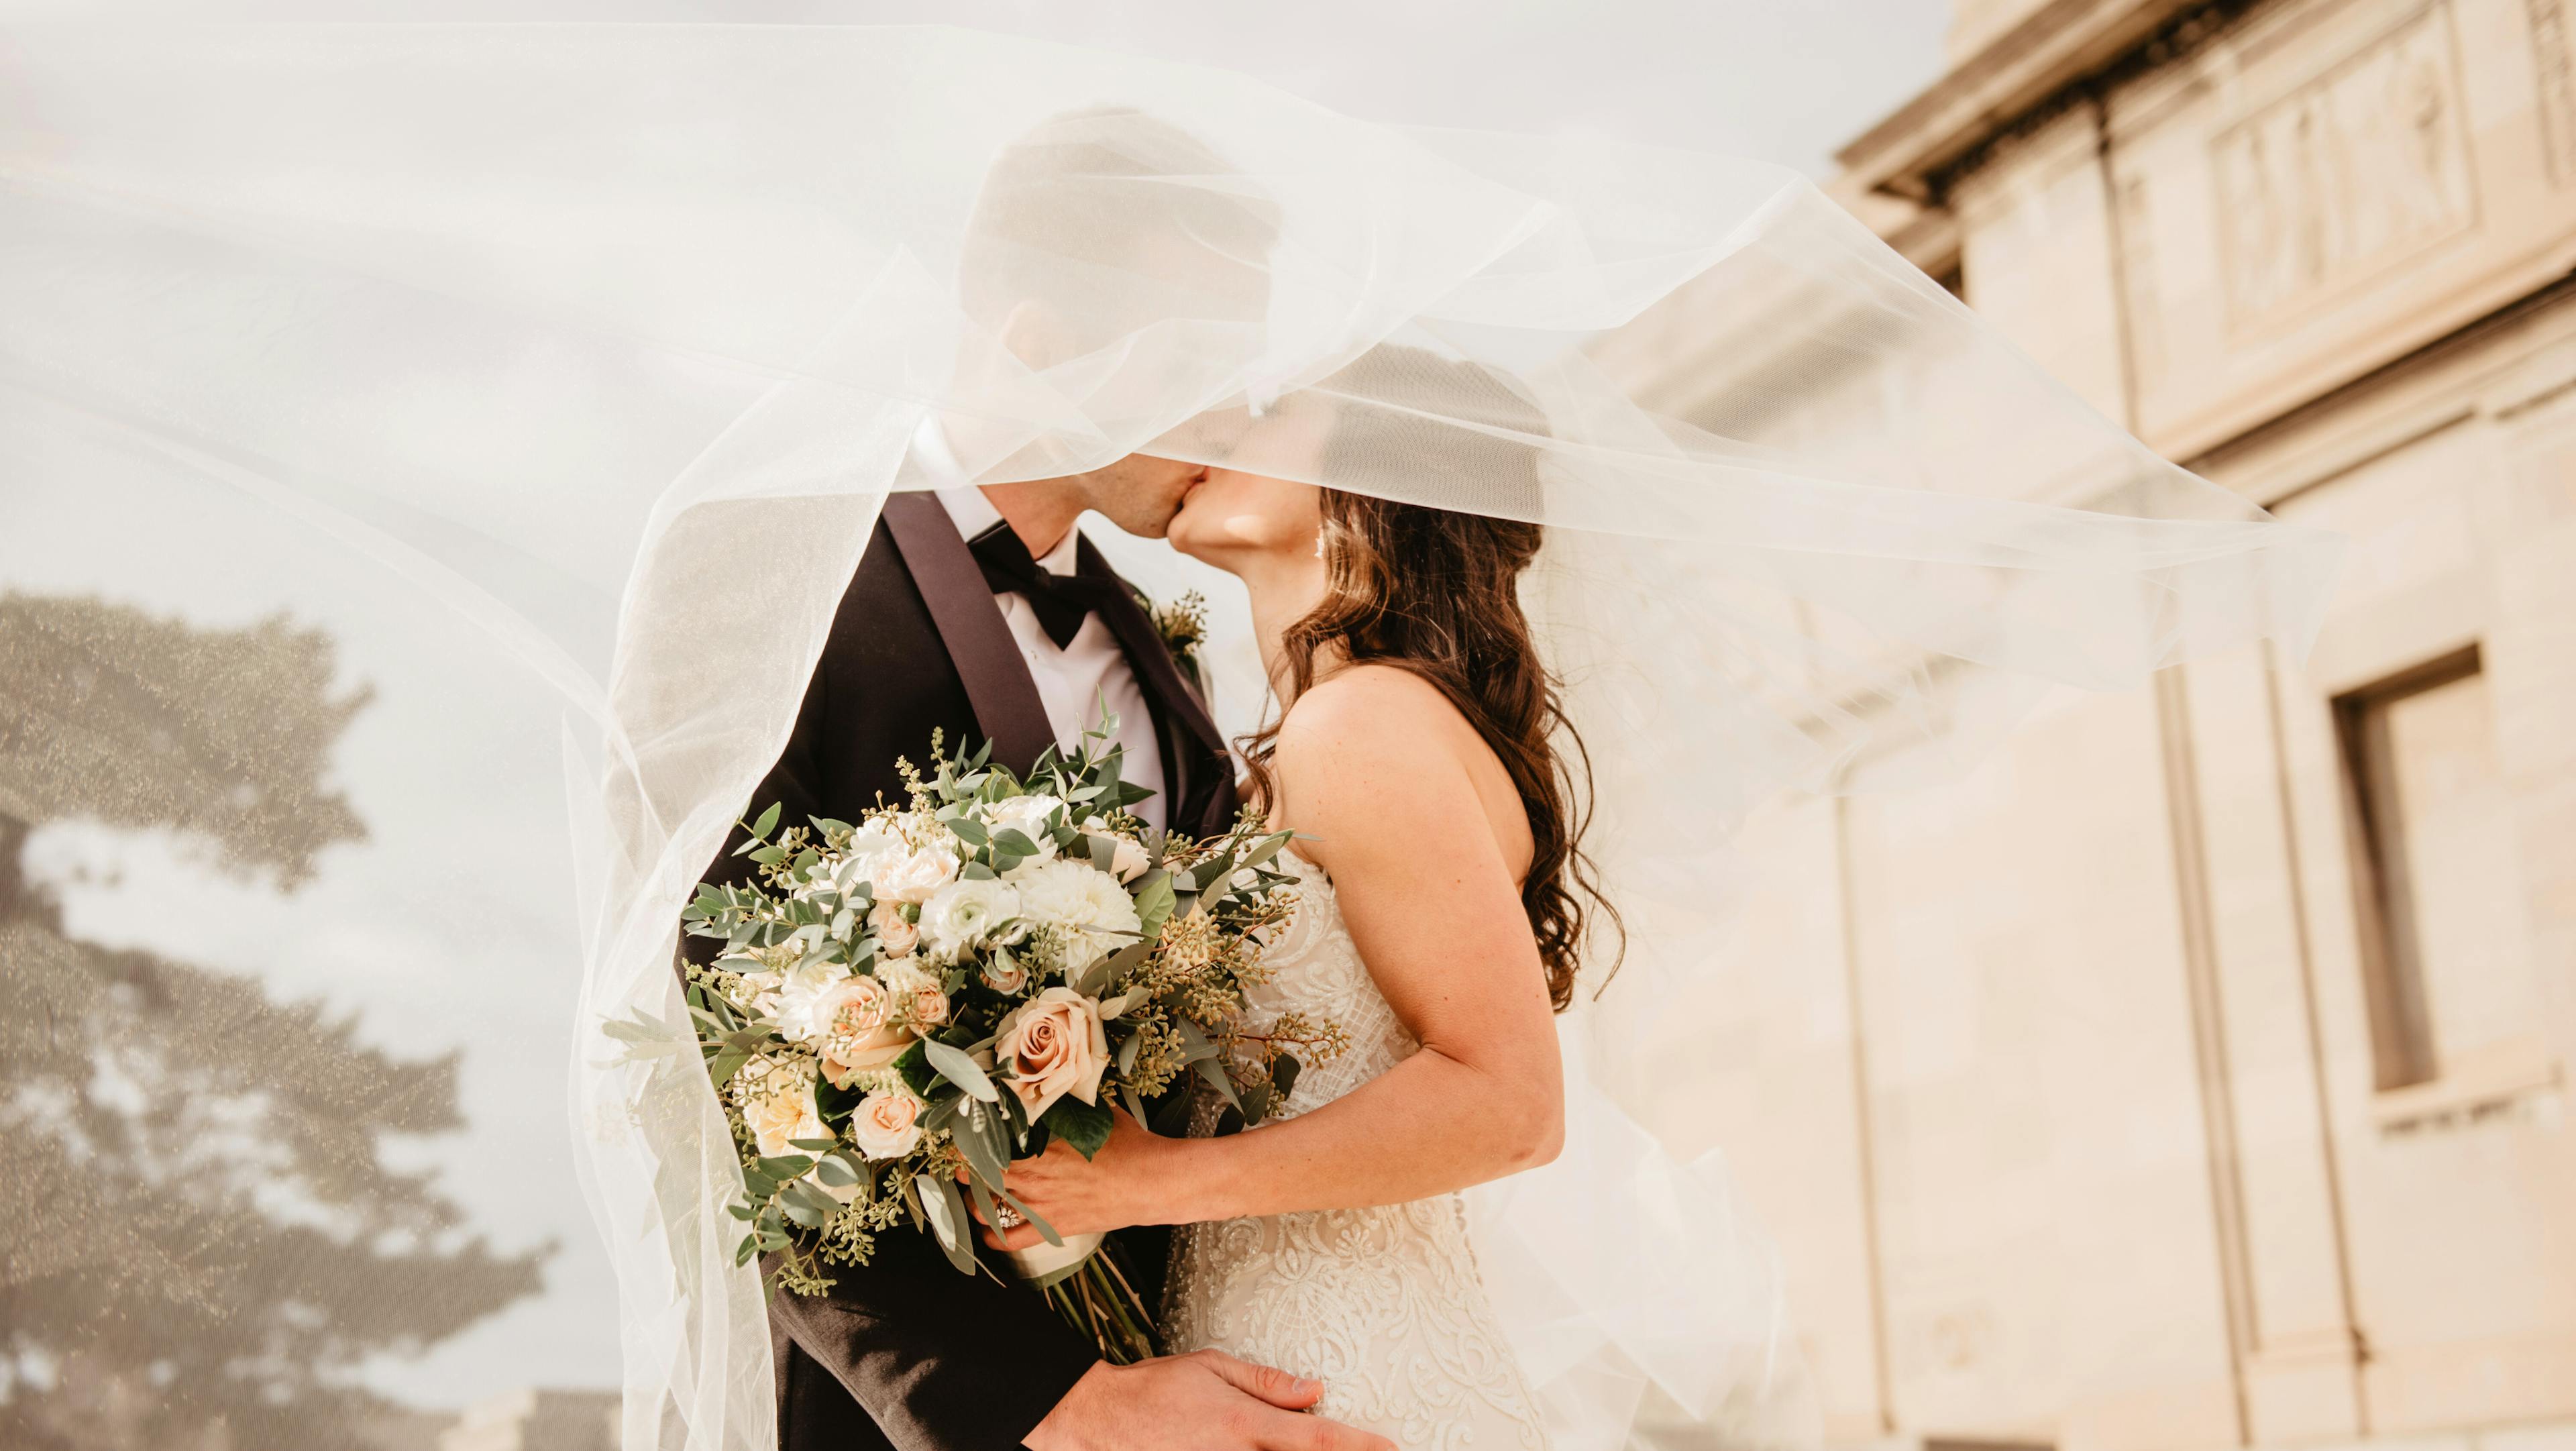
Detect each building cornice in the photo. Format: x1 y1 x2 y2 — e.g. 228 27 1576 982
1836 0 2218 202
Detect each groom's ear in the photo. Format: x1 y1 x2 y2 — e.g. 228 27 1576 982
999 299 1077 372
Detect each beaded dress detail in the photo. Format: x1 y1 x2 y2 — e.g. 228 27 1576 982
1162 855 1548 1448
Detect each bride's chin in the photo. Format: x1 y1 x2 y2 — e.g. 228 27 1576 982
1165 506 1223 569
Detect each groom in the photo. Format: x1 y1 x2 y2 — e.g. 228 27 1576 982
690 111 1390 1451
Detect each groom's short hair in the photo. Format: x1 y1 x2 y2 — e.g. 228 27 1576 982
959 106 1281 334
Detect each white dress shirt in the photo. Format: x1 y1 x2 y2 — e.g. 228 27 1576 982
916 423 1167 828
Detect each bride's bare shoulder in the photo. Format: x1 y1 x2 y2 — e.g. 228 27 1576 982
1271 665 1479 800
1278 664 1458 747
1270 664 1530 877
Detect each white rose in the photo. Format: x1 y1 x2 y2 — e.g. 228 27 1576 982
996 986 1108 1120
771 960 849 1044
919 877 1024 961
1012 859 1143 972
873 843 959 904
982 794 1065 862
833 822 902 889
847 1090 926 1161
869 901 920 957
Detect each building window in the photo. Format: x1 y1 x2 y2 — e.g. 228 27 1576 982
2334 645 2513 1092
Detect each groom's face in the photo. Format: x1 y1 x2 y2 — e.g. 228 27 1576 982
1076 451 1207 539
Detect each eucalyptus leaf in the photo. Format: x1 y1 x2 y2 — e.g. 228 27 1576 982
953 1100 1010 1187
1191 1053 1242 1111
779 1179 836 1228
917 1176 979 1275
751 802 783 840
922 1037 1002 1103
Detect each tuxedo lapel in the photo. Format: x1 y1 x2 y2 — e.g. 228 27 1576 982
1076 537 1238 837
879 491 1057 774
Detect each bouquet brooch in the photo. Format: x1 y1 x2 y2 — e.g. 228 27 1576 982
667 722 1340 1362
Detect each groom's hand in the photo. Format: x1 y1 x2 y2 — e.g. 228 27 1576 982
1022 1349 1393 1451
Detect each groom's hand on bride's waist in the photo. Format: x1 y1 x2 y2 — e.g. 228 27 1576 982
1022 1348 1392 1451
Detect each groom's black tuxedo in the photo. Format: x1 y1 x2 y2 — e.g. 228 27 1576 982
689 491 1238 1451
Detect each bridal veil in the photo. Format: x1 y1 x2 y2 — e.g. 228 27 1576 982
0 23 2339 1450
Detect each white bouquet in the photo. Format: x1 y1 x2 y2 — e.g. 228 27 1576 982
657 723 1340 1362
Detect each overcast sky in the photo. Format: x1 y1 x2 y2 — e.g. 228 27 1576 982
23 0 1953 174
12 1 1955 1415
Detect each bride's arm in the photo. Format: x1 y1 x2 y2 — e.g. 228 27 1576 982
991 669 1564 1236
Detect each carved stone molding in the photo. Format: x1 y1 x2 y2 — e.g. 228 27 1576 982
2534 0 2576 182
2212 4 2477 331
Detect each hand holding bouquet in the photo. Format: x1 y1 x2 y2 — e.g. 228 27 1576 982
659 722 1341 1361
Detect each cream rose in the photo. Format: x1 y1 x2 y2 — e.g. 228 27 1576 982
1108 835 1152 883
743 1069 826 1160
983 794 1065 861
847 1089 926 1161
1079 818 1154 883
996 986 1108 1120
810 976 911 1088
1012 859 1143 973
873 841 960 904
869 901 920 957
919 877 1023 961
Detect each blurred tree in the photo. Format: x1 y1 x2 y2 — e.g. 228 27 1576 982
0 592 545 1451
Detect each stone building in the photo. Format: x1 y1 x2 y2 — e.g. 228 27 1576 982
1598 1 2576 1447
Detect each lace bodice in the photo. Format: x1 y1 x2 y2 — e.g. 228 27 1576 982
1163 857 1548 1449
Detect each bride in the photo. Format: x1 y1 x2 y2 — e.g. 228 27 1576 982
987 348 1602 1448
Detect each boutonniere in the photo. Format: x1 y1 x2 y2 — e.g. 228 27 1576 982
1147 588 1208 683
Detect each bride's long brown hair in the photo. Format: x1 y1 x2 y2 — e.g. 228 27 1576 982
1240 347 1620 1009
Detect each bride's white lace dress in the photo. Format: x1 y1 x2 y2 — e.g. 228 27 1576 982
1163 855 1550 1448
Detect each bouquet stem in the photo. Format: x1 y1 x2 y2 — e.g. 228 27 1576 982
1016 1234 1159 1364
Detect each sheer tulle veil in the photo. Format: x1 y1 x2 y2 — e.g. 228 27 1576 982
0 23 2339 1449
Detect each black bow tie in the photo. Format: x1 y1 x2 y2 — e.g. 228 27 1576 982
967 523 1122 650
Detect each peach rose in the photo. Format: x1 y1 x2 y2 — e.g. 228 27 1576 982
996 986 1108 1120
981 952 1031 995
869 902 920 958
814 977 911 1089
877 961 951 1030
848 1090 925 1161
